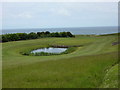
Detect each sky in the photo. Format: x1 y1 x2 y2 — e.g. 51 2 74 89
1 2 118 29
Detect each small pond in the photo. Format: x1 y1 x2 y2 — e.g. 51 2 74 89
31 47 67 54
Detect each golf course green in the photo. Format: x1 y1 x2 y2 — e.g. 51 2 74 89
2 34 119 88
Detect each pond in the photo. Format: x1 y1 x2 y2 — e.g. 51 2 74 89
31 47 67 54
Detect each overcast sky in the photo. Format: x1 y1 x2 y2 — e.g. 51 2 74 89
2 2 118 29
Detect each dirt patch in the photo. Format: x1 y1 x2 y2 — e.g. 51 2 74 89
112 42 120 46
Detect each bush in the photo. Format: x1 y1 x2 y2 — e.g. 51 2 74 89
17 33 28 40
2 31 75 42
2 35 8 42
28 32 39 39
59 32 67 37
66 32 74 37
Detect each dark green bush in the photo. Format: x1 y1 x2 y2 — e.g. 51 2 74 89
17 33 28 40
2 31 75 42
28 32 39 39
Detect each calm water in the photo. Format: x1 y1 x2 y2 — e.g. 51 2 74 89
31 47 67 54
1 26 118 35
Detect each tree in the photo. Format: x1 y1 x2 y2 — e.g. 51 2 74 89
45 31 50 35
28 32 38 39
2 35 8 42
66 32 74 37
37 32 41 37
1 31 75 42
54 32 60 37
6 34 19 41
60 32 67 37
17 33 28 40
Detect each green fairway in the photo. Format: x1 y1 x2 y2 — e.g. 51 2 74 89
2 34 118 88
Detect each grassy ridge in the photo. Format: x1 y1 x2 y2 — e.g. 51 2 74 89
2 35 118 88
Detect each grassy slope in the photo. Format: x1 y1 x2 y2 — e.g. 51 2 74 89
100 64 118 88
2 35 118 88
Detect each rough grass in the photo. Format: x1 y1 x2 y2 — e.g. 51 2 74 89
100 64 118 88
2 35 118 88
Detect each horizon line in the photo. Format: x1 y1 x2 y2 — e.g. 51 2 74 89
1 26 118 30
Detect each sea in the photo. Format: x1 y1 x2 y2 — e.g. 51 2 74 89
1 26 119 35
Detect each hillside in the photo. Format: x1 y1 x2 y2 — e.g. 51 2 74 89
2 34 119 88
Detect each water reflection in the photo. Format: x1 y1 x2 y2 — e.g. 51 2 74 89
31 47 67 53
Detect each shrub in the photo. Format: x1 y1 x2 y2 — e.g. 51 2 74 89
17 33 28 40
28 32 39 39
2 31 75 42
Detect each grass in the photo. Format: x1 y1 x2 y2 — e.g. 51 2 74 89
100 64 118 88
2 35 118 88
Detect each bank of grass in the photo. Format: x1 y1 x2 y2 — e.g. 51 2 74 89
100 64 118 88
2 34 118 88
